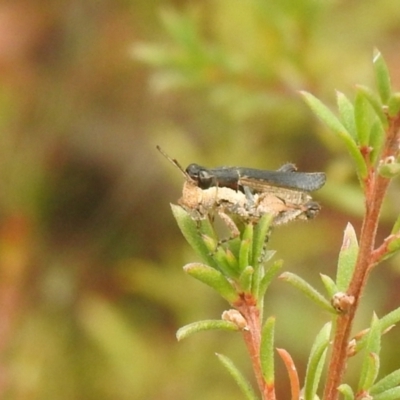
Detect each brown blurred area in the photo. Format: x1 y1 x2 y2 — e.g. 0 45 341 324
0 1 400 399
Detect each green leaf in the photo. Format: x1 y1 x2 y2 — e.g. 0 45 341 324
373 49 392 104
388 92 400 117
358 313 381 391
239 266 254 293
304 322 332 400
239 224 253 272
336 222 359 291
366 313 381 353
336 91 357 139
356 84 388 129
362 353 380 392
356 306 400 353
176 319 239 341
279 272 335 313
379 306 400 333
373 387 400 400
369 118 385 165
354 90 371 146
337 384 355 400
183 263 239 303
385 236 400 261
301 91 349 134
258 259 283 299
320 273 338 298
252 214 273 266
201 234 219 253
226 248 239 271
260 317 275 385
212 246 240 278
226 236 242 261
384 226 400 261
216 353 260 400
247 215 273 300
301 91 367 179
391 215 400 235
171 205 219 269
371 369 400 395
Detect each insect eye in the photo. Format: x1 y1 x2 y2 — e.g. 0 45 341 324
198 170 214 187
186 164 215 188
186 164 201 180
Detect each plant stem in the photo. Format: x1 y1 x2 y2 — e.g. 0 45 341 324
323 114 400 400
237 297 275 400
323 174 385 400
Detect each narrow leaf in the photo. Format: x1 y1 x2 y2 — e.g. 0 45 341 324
362 353 381 391
226 249 239 271
373 49 392 104
260 317 275 385
304 322 332 400
172 205 219 269
301 91 367 179
240 223 254 264
279 272 335 313
337 384 355 400
391 215 400 235
336 223 359 292
201 234 219 253
354 90 371 146
277 348 300 400
371 369 400 395
373 386 400 400
258 259 283 298
239 266 254 293
177 319 239 341
356 84 388 128
379 306 400 334
250 215 273 300
213 246 239 278
358 313 381 391
369 118 385 165
356 306 400 353
320 273 338 298
336 91 357 138
252 214 273 266
183 263 239 303
301 91 350 134
375 233 400 263
239 238 252 273
216 353 260 400
226 236 242 261
388 92 400 117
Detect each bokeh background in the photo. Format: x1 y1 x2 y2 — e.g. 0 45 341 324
1 1 400 399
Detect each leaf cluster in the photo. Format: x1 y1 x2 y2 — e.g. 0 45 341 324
170 51 400 400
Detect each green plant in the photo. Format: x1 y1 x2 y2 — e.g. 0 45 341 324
170 50 400 400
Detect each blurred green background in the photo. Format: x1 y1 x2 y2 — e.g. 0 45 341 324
1 0 400 399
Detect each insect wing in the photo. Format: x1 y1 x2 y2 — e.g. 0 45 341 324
238 168 326 192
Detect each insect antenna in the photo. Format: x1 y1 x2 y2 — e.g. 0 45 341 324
156 145 191 180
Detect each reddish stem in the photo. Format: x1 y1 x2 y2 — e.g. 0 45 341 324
236 295 275 400
323 114 400 400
